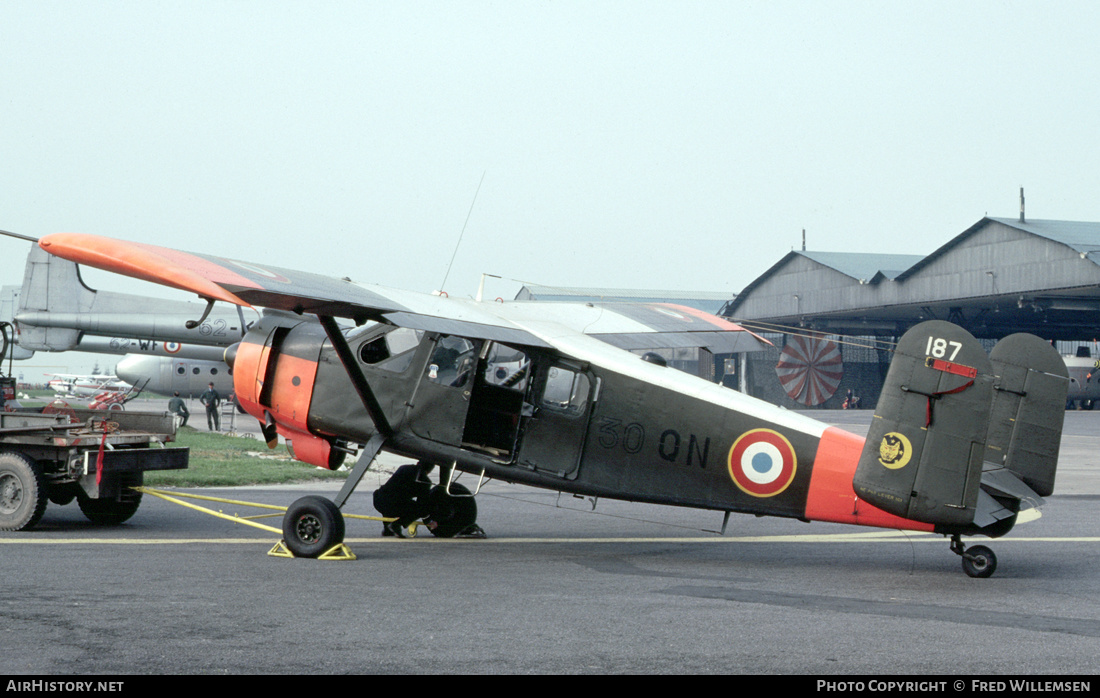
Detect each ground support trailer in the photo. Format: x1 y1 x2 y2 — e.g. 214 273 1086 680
0 407 188 530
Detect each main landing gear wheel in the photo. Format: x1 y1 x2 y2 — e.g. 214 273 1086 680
426 483 478 538
0 452 46 531
282 496 345 558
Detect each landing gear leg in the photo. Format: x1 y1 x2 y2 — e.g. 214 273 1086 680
951 534 997 578
424 462 483 538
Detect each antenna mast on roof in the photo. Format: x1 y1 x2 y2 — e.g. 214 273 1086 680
1020 187 1026 223
802 228 806 251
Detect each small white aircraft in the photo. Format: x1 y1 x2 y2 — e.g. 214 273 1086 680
45 372 130 397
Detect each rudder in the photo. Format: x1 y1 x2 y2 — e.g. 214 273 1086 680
984 333 1068 499
853 321 994 526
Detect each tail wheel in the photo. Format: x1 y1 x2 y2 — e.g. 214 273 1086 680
0 452 46 531
426 483 477 538
961 545 997 578
282 496 345 558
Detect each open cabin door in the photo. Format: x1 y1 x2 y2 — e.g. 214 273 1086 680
407 337 527 460
406 337 594 477
406 335 482 446
516 361 595 479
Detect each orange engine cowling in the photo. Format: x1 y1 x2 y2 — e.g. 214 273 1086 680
227 317 342 469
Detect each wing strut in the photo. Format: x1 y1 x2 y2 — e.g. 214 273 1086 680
317 315 395 509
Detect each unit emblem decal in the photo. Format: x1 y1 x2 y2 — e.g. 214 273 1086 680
727 429 797 498
878 432 912 470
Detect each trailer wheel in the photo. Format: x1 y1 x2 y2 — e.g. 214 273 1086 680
426 483 478 538
282 496 345 558
76 490 143 525
0 452 47 531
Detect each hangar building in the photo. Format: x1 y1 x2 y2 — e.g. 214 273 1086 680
721 217 1100 409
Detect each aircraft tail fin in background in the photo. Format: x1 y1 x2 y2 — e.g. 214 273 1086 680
15 245 96 351
853 321 1068 536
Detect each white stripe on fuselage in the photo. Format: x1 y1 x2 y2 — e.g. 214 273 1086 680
504 314 830 440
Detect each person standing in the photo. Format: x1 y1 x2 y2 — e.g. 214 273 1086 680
199 382 221 431
168 391 189 427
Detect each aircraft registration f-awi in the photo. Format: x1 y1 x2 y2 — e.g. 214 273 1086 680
36 232 1068 576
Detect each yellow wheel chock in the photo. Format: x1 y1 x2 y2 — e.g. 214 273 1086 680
136 486 391 561
268 540 356 560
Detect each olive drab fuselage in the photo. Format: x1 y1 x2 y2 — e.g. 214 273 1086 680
231 314 926 530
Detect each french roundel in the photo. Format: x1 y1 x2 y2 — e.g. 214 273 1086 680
727 429 797 497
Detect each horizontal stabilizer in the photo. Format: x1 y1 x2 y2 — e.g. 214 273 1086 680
984 333 1068 497
980 465 1044 506
853 321 994 526
972 489 1018 529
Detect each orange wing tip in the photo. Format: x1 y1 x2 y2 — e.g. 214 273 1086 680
40 233 251 307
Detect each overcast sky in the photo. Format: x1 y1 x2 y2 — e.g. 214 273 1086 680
1 1 1098 373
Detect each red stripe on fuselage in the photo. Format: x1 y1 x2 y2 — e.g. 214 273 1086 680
804 426 935 532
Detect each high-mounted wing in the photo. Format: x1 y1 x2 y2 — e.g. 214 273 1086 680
38 233 766 354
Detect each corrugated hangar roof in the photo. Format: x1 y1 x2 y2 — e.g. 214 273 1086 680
799 251 925 282
724 217 1100 341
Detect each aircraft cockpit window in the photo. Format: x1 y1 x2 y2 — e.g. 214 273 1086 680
359 328 424 374
386 328 422 356
427 336 479 387
541 366 590 416
359 337 389 365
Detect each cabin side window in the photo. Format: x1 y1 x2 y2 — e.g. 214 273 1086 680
541 366 590 416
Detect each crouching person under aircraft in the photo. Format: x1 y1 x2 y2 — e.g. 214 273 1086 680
373 460 435 537
373 460 487 539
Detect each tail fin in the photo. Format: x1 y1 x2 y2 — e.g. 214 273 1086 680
985 333 1067 498
14 245 97 351
853 321 994 526
853 321 1068 535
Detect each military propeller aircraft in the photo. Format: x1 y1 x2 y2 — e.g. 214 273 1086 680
30 232 1068 576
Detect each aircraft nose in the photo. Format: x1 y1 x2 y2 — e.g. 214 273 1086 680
115 354 157 386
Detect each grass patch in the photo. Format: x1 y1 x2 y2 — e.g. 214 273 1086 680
144 427 347 488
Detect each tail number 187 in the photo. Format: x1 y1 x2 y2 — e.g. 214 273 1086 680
925 336 962 361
